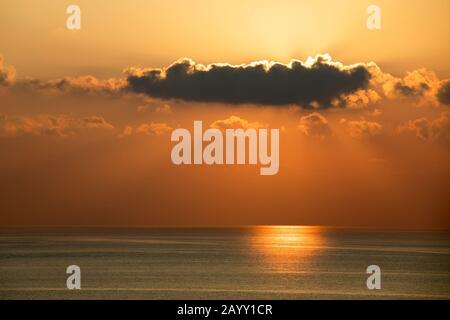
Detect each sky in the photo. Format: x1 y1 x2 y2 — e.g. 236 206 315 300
0 0 449 228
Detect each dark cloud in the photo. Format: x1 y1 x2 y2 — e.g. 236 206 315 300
395 82 430 97
437 81 450 105
126 55 371 108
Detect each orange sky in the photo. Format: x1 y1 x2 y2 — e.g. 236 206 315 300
0 0 449 228
1 0 450 78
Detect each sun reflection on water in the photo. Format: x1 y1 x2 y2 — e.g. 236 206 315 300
249 226 326 273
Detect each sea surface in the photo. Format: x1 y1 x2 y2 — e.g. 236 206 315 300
0 226 449 299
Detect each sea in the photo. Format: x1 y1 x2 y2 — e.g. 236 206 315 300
0 226 449 299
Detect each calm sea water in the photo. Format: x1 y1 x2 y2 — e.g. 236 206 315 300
0 227 449 299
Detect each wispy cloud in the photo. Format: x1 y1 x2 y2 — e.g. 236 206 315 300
210 116 266 130
119 122 173 137
0 114 114 137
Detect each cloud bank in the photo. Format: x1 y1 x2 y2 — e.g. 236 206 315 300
2 53 449 110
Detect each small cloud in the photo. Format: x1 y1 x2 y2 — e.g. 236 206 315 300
367 108 382 117
398 118 429 140
82 116 114 129
17 75 126 96
341 119 382 138
120 125 134 137
297 112 331 140
397 111 450 142
136 122 173 135
210 115 266 130
137 105 150 112
0 114 114 137
335 89 381 109
155 104 172 114
378 68 442 107
0 55 16 87
137 104 172 114
120 122 173 137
